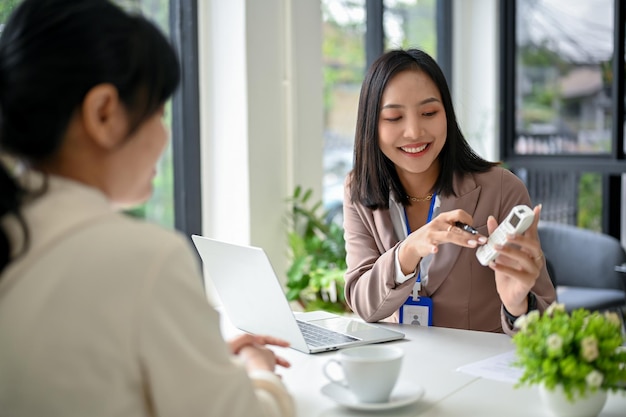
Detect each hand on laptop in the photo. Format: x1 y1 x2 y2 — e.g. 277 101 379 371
229 334 292 373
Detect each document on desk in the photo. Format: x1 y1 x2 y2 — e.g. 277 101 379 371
456 350 523 384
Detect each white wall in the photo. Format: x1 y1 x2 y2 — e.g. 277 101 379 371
198 0 323 287
199 0 250 246
452 0 499 162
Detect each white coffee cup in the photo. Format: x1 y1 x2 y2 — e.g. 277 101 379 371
322 345 404 403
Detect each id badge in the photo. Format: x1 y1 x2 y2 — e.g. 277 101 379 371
399 296 433 326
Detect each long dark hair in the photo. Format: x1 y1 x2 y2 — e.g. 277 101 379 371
0 0 180 273
350 49 498 210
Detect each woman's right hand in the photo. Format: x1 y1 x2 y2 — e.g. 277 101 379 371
399 209 487 274
229 334 291 373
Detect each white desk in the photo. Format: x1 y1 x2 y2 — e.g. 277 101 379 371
221 316 626 416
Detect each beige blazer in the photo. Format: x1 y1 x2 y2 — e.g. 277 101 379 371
343 167 556 334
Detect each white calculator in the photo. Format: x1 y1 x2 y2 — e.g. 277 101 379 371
476 205 535 266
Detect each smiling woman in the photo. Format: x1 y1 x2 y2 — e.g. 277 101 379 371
377 70 448 204
342 48 556 333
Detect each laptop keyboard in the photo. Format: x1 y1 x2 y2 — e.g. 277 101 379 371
297 320 359 347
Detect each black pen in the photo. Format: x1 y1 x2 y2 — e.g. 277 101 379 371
455 221 478 235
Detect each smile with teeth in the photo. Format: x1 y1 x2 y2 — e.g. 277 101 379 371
401 143 428 154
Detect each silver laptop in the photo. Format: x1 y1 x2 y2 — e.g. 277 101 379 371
191 235 405 354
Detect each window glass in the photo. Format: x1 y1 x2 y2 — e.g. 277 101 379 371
577 172 602 231
515 0 614 155
321 0 438 213
0 1 19 25
321 0 366 210
517 169 602 231
383 0 437 57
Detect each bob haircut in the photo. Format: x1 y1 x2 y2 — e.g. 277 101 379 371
349 48 498 210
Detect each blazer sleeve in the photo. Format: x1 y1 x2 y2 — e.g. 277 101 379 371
496 170 556 335
342 180 413 322
136 236 295 417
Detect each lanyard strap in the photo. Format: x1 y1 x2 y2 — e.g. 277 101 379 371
403 193 437 287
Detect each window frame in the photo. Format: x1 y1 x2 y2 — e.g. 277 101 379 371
169 0 202 240
170 0 452 243
366 1 452 82
499 0 626 238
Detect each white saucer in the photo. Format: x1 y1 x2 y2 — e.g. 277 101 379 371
321 380 425 411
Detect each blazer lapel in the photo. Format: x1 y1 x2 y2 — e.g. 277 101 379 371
425 173 481 296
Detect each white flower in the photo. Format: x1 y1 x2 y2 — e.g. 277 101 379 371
526 310 540 323
581 336 599 362
604 311 620 326
514 310 540 330
585 370 604 388
546 334 563 353
545 302 566 316
513 315 528 330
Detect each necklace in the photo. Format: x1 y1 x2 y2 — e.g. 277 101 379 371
407 193 434 203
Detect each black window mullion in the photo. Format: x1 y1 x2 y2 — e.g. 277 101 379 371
499 0 516 161
365 0 384 70
170 0 202 240
606 175 622 239
606 0 625 239
436 0 453 89
612 0 625 160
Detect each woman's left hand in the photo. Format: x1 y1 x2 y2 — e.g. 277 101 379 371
228 334 292 369
487 204 544 317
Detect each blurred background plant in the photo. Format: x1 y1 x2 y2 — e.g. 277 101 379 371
285 186 349 313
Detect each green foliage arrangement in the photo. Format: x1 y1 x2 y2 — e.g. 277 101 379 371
285 186 349 313
512 303 626 402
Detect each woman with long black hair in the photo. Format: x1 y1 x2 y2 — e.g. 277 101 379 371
343 49 555 333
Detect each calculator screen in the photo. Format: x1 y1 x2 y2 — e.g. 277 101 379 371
510 213 520 228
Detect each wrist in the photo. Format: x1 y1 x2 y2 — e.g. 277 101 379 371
398 241 421 275
505 297 528 317
239 347 274 373
503 292 537 324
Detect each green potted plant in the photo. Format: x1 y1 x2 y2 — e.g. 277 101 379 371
285 186 349 313
512 303 626 416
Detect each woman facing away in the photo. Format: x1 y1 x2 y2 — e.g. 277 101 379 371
343 49 556 334
0 1 294 416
